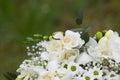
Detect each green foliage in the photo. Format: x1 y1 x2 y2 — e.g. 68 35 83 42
3 72 17 80
76 10 84 25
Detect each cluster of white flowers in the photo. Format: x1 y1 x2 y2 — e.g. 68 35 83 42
16 30 120 80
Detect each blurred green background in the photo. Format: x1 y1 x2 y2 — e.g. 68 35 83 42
1 0 120 79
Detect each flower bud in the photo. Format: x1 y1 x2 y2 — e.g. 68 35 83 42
102 30 107 36
43 36 49 40
49 36 53 40
15 78 23 80
105 30 114 39
96 31 103 41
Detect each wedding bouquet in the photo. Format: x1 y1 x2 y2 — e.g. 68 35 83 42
15 29 120 80
4 11 120 80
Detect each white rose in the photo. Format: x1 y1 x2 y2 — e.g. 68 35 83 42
59 49 79 62
45 40 63 54
61 30 84 49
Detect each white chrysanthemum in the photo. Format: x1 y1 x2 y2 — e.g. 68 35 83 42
82 71 95 80
67 61 80 74
104 71 120 80
61 61 84 80
88 66 103 79
61 30 84 49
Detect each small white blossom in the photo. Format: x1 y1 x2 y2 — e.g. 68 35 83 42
61 30 84 49
52 31 63 39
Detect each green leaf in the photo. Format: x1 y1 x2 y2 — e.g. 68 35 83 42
76 10 84 25
26 37 34 42
70 28 83 32
3 72 17 80
85 24 93 33
81 32 89 44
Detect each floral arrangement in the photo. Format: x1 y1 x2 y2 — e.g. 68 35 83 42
14 29 120 80
3 12 120 80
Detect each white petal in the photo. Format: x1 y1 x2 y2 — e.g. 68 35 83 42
78 52 93 64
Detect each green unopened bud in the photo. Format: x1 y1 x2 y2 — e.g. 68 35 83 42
102 30 107 36
49 36 53 40
33 34 42 38
15 78 23 80
43 36 49 40
96 31 103 41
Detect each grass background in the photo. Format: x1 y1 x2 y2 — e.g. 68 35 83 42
0 0 120 79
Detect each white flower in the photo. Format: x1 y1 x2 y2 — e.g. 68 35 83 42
52 31 63 39
61 30 84 49
17 67 38 80
56 68 67 78
67 61 80 75
41 52 49 60
88 66 103 79
46 60 59 75
86 37 100 59
104 71 120 80
45 40 63 54
97 37 112 57
105 30 114 39
82 71 95 80
87 30 120 62
78 52 93 64
97 30 120 62
59 49 79 62
39 72 54 80
61 73 72 80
